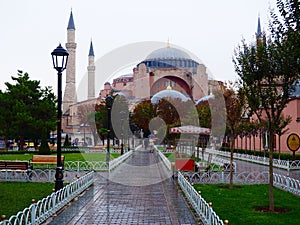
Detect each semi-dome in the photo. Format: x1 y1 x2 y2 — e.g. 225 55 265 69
139 46 199 69
151 89 188 105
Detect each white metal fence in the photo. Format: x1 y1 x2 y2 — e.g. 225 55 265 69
182 171 300 197
0 171 94 225
273 173 300 196
156 149 172 171
109 150 133 171
207 148 300 170
178 171 226 225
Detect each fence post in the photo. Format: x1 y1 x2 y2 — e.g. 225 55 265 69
208 202 213 225
286 176 290 190
222 171 224 183
30 199 36 225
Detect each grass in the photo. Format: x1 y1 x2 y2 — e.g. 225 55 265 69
164 153 175 162
0 152 121 169
0 182 54 218
0 152 120 162
194 184 300 225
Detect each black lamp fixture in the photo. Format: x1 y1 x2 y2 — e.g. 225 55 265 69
105 95 113 167
51 43 69 191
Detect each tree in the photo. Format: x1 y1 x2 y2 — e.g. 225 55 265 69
77 103 98 146
0 71 56 150
233 0 300 211
63 134 71 147
132 100 156 136
223 85 245 188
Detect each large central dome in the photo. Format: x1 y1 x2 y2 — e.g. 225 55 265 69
140 46 199 69
146 47 192 60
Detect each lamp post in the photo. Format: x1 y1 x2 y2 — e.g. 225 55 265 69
120 110 126 155
105 95 113 166
51 44 69 191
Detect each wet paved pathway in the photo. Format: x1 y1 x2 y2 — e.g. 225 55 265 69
48 148 199 225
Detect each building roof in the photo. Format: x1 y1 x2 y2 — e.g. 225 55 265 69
146 47 191 60
67 11 75 30
140 46 199 69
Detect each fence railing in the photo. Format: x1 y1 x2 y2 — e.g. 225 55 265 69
182 171 300 197
0 169 87 182
207 148 300 170
178 171 226 225
156 149 172 171
65 161 108 171
109 150 133 171
273 173 300 196
184 171 269 184
0 171 94 225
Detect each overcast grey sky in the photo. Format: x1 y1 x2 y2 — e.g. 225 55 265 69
0 0 277 94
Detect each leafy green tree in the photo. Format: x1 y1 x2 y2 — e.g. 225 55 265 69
0 71 56 150
38 132 51 155
233 0 300 211
132 100 156 136
224 86 245 188
196 100 211 128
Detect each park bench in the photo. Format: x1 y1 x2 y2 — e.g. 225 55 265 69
0 161 31 181
30 155 65 168
0 161 30 172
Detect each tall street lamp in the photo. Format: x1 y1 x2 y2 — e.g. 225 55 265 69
120 110 126 155
51 44 69 191
105 95 113 167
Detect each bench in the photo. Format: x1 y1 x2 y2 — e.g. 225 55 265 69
0 161 30 172
30 155 65 168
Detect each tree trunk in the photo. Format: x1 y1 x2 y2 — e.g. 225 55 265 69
278 135 281 160
229 131 234 189
269 129 275 212
253 134 256 155
259 131 262 151
19 135 24 150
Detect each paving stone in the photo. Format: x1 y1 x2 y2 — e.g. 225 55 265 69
48 148 200 225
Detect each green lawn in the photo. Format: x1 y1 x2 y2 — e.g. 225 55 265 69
0 182 54 218
164 153 175 162
0 152 121 169
194 184 300 225
0 152 120 162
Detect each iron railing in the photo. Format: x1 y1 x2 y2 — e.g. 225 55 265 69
0 171 94 225
178 171 226 225
207 148 300 170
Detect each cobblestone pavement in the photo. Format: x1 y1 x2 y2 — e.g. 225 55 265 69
47 148 199 225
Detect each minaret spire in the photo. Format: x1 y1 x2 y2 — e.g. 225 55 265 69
256 15 262 39
88 39 95 56
87 39 95 99
63 9 77 112
67 9 75 30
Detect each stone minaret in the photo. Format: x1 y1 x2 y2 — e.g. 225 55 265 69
87 40 95 99
63 10 77 113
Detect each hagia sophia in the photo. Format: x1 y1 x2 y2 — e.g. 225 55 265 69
61 10 221 146
60 10 300 154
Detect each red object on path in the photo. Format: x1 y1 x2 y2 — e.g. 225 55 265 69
175 159 195 171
